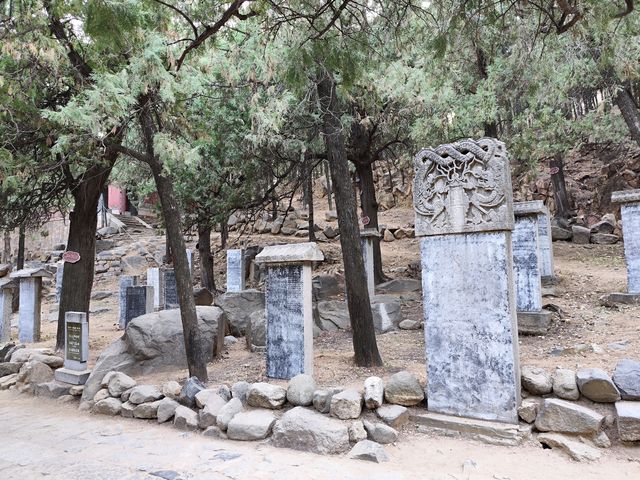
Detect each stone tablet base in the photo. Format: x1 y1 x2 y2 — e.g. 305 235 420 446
410 411 532 447
54 368 91 385
517 310 551 335
607 293 640 305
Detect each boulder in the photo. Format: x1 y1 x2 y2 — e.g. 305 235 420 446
247 382 287 409
17 360 53 388
162 381 181 400
590 233 619 245
571 225 591 244
330 389 363 420
133 400 162 419
521 366 553 395
0 362 22 377
286 374 316 406
323 226 339 239
0 342 17 362
216 398 243 431
590 219 615 234
81 307 224 408
376 405 409 428
198 394 227 428
30 354 63 369
349 420 368 442
246 310 266 351
383 230 394 242
120 401 135 418
93 397 123 416
157 398 180 423
34 381 70 399
94 389 110 402
615 401 640 442
313 388 341 414
552 368 580 400
535 398 604 434
364 377 384 409
12 347 55 363
128 385 163 405
312 275 342 300
226 410 277 441
272 406 350 454
576 368 621 403
195 388 221 408
231 381 251 404
612 359 640 400
398 320 421 330
178 376 206 408
384 371 424 406
121 255 148 273
551 226 572 241
316 301 350 331
363 420 398 444
173 406 199 431
0 373 17 390
107 373 137 398
202 426 225 439
371 296 402 332
537 433 601 462
348 440 389 463
214 290 264 336
194 288 213 306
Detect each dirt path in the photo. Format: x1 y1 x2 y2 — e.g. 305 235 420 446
1 391 638 480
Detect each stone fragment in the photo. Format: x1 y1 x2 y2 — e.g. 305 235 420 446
107 372 137 397
612 359 640 400
271 406 350 454
576 368 621 403
286 374 316 406
537 433 601 462
363 420 398 444
246 310 266 350
590 233 619 245
121 401 135 418
128 385 163 405
0 373 17 390
173 406 199 431
571 225 591 244
121 388 134 403
383 230 394 242
552 368 580 400
551 226 572 241
231 381 251 404
198 394 227 429
364 376 384 409
178 376 206 407
313 388 341 414
535 398 604 434
591 431 611 448
69 385 84 397
330 389 363 419
216 398 243 431
348 440 390 463
93 397 123 416
384 371 424 406
0 362 23 377
94 388 110 403
349 421 367 442
133 400 162 419
202 426 225 438
162 381 182 400
30 354 64 369
33 381 70 399
616 401 640 442
376 404 409 428
101 371 117 388
214 290 265 336
398 320 421 330
517 398 540 424
157 398 180 423
521 366 552 395
226 410 277 441
246 383 287 409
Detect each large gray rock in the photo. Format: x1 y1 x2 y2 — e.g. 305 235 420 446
247 383 287 409
286 374 316 406
0 362 23 378
612 359 640 400
272 407 350 454
535 398 604 434
330 389 363 419
349 420 367 442
30 354 63 369
157 398 180 423
552 368 579 400
214 290 264 336
384 371 424 406
376 405 409 428
572 225 591 244
616 401 640 441
198 393 227 428
93 397 123 416
521 366 553 395
81 307 224 408
216 398 243 431
128 385 163 405
173 406 198 431
231 381 251 404
226 410 276 441
537 433 601 462
34 381 70 399
364 377 384 409
10 347 54 364
133 400 162 419
312 275 342 300
371 296 402 332
518 398 540 424
316 300 350 331
246 310 266 350
363 420 398 444
17 360 53 388
348 440 389 463
576 368 621 403
313 388 341 414
107 372 137 397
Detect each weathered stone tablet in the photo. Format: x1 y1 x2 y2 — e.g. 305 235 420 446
360 229 380 297
226 249 245 293
163 268 179 309
10 268 52 343
124 285 154 327
118 275 139 329
54 311 91 385
146 267 164 311
0 278 16 342
610 189 640 304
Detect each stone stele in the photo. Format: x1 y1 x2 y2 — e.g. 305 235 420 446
611 189 640 301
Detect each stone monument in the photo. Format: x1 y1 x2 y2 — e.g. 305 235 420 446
54 311 91 385
413 137 520 424
537 206 555 283
163 268 179 309
55 261 64 303
146 267 164 311
10 268 52 343
255 242 324 379
226 249 245 292
0 278 17 342
610 189 640 304
124 285 154 327
186 249 194 275
118 275 139 329
513 201 551 335
360 229 381 297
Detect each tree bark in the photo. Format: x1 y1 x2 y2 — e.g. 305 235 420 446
3 231 11 263
17 225 25 270
198 225 215 292
56 163 112 350
615 84 640 147
550 153 571 221
323 160 333 210
220 222 228 250
306 156 317 242
317 69 382 367
355 161 388 284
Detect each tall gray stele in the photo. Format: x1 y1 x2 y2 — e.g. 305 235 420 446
537 206 555 283
0 278 17 342
226 249 246 293
610 189 640 304
360 229 380 297
413 137 521 424
255 243 324 380
54 311 91 385
118 275 139 329
10 268 52 343
146 267 164 311
55 261 64 303
513 201 551 335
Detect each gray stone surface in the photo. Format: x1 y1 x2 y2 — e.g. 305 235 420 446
226 249 245 293
286 374 316 406
173 406 198 431
521 366 552 395
376 405 409 428
552 368 580 400
349 420 367 442
364 376 384 409
162 381 181 400
313 388 340 414
121 401 135 418
157 397 180 423
375 278 421 294
517 310 551 335
618 203 640 292
118 276 139 329
133 400 162 419
17 360 53 387
370 296 402 332
198 393 227 428
612 189 640 204
0 362 21 377
512 213 543 312
162 268 178 309
179 376 206 408
271 406 350 454
348 440 390 463
312 275 341 300
330 389 363 419
363 420 398 444
537 433 601 462
537 209 554 280
214 290 264 337
231 381 251 404
33 381 70 399
246 310 266 350
107 372 137 397
576 368 621 403
316 300 350 331
216 398 243 431
615 401 640 441
517 398 540 424
613 359 640 400
535 398 604 434
384 371 424 406
255 242 324 264
124 286 153 328
17 277 43 343
572 225 591 244
247 383 287 409
226 410 276 441
93 388 110 403
128 385 163 405
93 397 122 416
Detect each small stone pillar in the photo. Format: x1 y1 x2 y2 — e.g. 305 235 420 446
55 262 64 303
610 189 640 304
255 243 324 380
513 201 551 335
118 275 139 329
124 285 154 327
162 268 179 309
537 206 555 283
226 249 246 292
10 268 52 343
146 267 164 311
54 312 91 385
0 278 17 342
414 138 520 424
360 229 381 297
186 249 194 275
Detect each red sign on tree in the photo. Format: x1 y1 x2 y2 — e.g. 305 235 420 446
62 251 81 264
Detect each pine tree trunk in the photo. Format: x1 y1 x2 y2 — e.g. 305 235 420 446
306 157 317 242
324 161 333 211
56 164 111 350
355 161 388 284
615 85 640 147
148 155 209 381
317 70 382 367
550 153 571 221
17 225 25 270
198 225 215 292
3 231 11 263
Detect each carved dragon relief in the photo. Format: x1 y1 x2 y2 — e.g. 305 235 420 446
413 138 514 236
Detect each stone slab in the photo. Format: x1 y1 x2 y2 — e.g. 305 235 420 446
255 242 324 265
18 277 42 343
64 312 89 370
361 236 375 297
10 268 52 279
118 276 139 329
54 368 91 385
513 200 545 215
611 189 640 204
616 401 640 442
124 286 153 328
163 269 178 309
512 214 543 312
55 262 64 303
607 293 640 305
620 202 640 294
146 268 163 311
226 249 245 293
0 288 13 343
517 310 551 335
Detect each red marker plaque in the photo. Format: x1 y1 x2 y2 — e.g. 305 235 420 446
62 251 81 264
549 167 560 175
362 216 371 226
